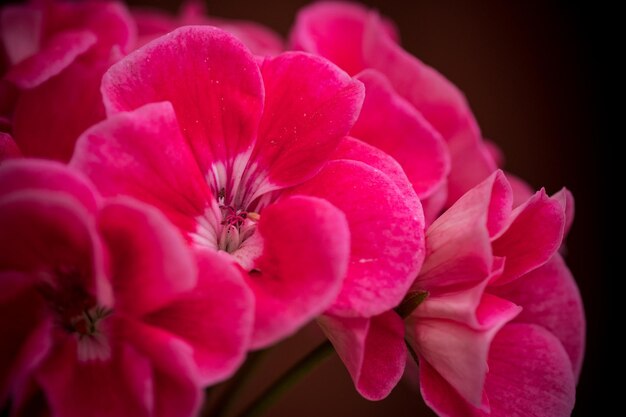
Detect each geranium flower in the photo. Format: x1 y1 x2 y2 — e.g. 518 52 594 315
0 0 135 161
290 1 497 208
406 171 584 416
0 159 253 417
70 26 425 349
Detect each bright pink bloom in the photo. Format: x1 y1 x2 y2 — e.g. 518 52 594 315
70 26 425 349
0 159 253 417
0 0 135 161
290 1 497 209
131 1 283 55
406 171 584 417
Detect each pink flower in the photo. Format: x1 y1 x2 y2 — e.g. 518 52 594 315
0 159 253 417
131 0 284 55
406 171 584 416
70 26 425 349
290 1 497 209
0 0 135 161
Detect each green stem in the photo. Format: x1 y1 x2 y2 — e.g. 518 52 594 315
205 350 267 417
234 341 335 417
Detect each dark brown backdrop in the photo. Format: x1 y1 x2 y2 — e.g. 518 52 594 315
128 1 613 416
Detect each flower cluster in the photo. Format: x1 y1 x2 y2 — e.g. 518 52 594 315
0 1 584 417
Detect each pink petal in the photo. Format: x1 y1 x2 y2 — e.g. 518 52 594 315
491 189 565 284
252 51 364 188
407 296 520 406
145 248 253 385
292 159 424 318
123 319 202 417
6 29 97 89
36 336 154 417
70 102 212 235
491 254 585 378
97 197 197 316
330 136 418 212
419 359 487 417
552 188 575 237
318 311 405 401
0 132 21 160
13 58 108 162
289 1 398 76
361 13 496 205
0 5 42 64
0 190 110 306
247 195 350 349
351 69 450 199
102 26 264 173
0 275 50 404
485 324 576 417
0 159 99 213
505 172 535 207
416 171 512 294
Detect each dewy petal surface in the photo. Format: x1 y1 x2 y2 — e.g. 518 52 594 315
292 159 424 318
102 26 264 173
247 196 350 349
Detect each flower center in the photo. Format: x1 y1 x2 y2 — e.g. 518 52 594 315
37 265 112 361
217 200 260 254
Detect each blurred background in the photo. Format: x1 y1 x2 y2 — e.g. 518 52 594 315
128 1 612 416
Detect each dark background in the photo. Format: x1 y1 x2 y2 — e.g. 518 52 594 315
130 1 613 416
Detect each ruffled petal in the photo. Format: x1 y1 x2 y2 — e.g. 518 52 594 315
145 248 253 385
252 51 363 189
0 132 21 160
318 311 405 400
416 171 511 294
484 324 576 417
0 5 41 64
491 254 585 378
97 197 197 316
552 188 575 237
247 195 350 349
292 159 424 318
407 296 520 406
102 26 264 174
70 102 212 235
491 189 565 284
351 69 450 200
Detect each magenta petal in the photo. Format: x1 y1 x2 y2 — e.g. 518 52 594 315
552 188 575 237
292 159 424 318
247 195 350 349
123 319 202 417
6 30 97 89
145 248 253 385
211 19 284 56
351 69 450 199
492 189 565 284
37 338 153 417
407 296 520 406
97 197 197 316
319 311 406 401
0 190 109 305
505 172 534 207
492 254 585 378
0 159 99 213
416 171 512 294
485 324 576 417
253 52 364 188
102 26 264 172
71 102 212 234
419 359 486 417
12 59 108 162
